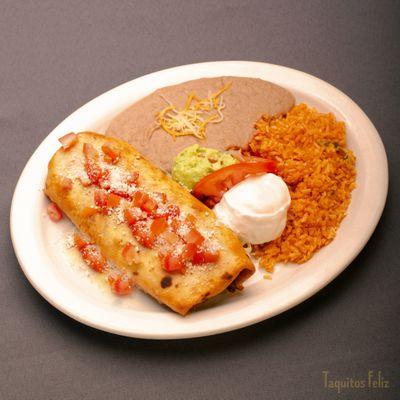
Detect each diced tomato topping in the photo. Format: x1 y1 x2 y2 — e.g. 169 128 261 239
108 273 134 295
83 142 97 159
94 190 108 208
60 177 73 191
184 228 205 245
83 143 104 185
78 176 91 187
180 243 219 265
98 170 111 190
73 233 106 271
192 161 277 206
94 190 121 212
161 230 181 246
181 242 197 262
103 154 112 164
124 208 144 225
85 160 103 185
133 191 148 208
170 220 204 245
132 191 158 214
80 245 107 272
74 234 107 273
156 192 167 203
141 197 158 214
163 252 185 273
167 204 180 218
192 248 220 265
185 214 196 227
161 233 216 268
47 202 63 222
107 271 119 284
73 233 90 251
170 218 180 233
108 188 132 200
107 193 122 208
127 171 139 185
130 221 154 248
157 248 168 260
122 242 139 265
59 132 78 150
156 203 179 218
150 217 168 235
73 234 107 272
101 143 120 164
124 208 137 225
81 206 98 217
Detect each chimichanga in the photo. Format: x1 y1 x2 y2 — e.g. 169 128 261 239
45 132 254 315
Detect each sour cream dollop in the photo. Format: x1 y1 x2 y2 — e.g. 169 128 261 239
213 173 291 244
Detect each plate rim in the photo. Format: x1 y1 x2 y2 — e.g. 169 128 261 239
10 61 389 339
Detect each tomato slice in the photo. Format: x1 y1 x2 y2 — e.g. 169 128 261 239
59 132 77 150
192 161 277 206
47 202 63 222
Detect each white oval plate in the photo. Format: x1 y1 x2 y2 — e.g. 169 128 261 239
10 61 388 339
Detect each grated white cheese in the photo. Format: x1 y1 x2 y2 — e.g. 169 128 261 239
64 232 75 249
105 166 136 195
113 206 125 224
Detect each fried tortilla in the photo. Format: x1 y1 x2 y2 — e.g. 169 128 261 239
45 132 255 315
106 76 295 171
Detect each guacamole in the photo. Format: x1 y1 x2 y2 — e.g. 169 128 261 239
172 145 237 190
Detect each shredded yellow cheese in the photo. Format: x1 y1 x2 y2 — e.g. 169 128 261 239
154 83 231 140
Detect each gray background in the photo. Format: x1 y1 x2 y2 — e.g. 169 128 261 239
1 1 399 399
